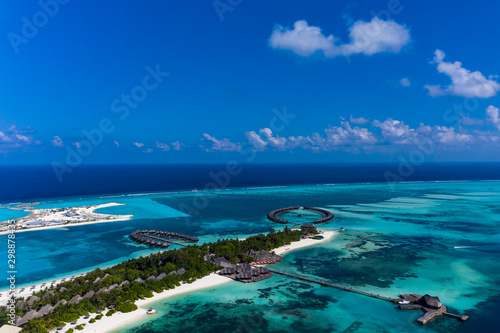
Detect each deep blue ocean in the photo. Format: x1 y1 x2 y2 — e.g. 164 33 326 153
1 164 500 332
2 163 500 202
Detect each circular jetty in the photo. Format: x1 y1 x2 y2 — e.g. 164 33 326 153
267 206 334 224
130 230 199 248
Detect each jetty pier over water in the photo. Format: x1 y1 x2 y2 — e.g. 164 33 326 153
267 268 468 325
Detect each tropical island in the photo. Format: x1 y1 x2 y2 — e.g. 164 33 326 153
0 203 133 234
0 227 326 332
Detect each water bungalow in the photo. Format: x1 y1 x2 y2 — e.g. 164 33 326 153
129 230 199 248
267 206 334 224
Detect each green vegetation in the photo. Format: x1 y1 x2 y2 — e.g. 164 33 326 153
105 309 116 317
65 329 73 333
117 302 138 313
89 318 96 323
1 227 306 332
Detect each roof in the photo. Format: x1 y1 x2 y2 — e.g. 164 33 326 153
418 294 443 309
27 295 40 306
301 223 316 228
0 325 22 333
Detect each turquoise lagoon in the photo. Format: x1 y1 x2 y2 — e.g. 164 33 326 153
0 181 499 332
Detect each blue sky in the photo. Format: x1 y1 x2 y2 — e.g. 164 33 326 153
1 0 500 165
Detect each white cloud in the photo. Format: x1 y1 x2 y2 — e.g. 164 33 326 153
400 78 411 87
170 141 184 151
425 49 500 98
340 17 410 56
114 141 120 148
349 115 370 125
52 136 64 147
0 125 37 149
133 142 144 148
202 133 241 152
486 105 500 130
372 118 415 144
156 141 170 151
259 128 287 150
460 114 484 126
269 17 410 58
433 126 472 143
269 20 336 57
324 121 378 146
245 131 267 150
144 148 153 153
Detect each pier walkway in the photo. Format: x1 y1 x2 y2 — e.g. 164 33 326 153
267 268 468 325
267 268 396 302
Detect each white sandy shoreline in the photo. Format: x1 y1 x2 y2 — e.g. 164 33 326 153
4 229 337 332
0 202 133 236
72 230 337 333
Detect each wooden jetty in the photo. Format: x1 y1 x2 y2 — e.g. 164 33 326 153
267 268 468 325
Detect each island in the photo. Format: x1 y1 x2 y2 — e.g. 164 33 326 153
0 203 133 234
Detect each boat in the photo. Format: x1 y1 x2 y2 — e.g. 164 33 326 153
146 308 157 315
398 300 410 305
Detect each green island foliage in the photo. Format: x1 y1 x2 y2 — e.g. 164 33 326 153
2 227 308 332
117 302 138 313
65 329 73 333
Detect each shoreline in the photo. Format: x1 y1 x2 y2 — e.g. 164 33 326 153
72 230 337 333
0 202 133 236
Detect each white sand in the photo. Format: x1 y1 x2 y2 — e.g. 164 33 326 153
12 230 337 333
273 230 337 256
0 203 133 235
63 273 232 333
74 231 338 333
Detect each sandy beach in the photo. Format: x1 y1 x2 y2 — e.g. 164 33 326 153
0 202 133 235
6 229 337 332
70 230 338 333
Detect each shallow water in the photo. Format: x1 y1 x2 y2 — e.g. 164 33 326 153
1 181 499 332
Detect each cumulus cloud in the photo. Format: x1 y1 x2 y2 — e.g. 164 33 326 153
433 126 472 143
133 142 144 148
206 111 500 156
52 136 64 147
400 78 411 87
259 128 287 150
486 105 500 130
114 141 120 148
170 141 184 151
269 17 410 58
0 125 39 151
372 118 415 144
156 141 170 151
460 114 484 126
324 121 378 146
424 49 500 98
349 115 370 125
202 133 241 152
144 148 153 153
245 131 267 150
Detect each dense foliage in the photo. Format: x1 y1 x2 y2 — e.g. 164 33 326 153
1 227 307 332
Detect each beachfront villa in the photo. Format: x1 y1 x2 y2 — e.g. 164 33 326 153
217 260 273 283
